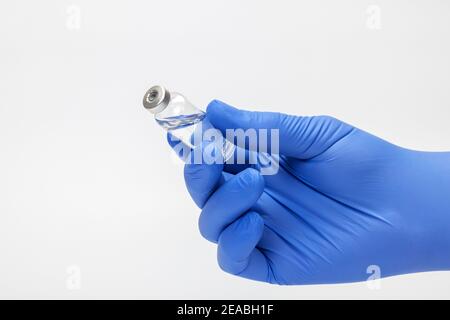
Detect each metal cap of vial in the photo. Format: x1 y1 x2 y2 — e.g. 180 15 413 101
143 85 171 114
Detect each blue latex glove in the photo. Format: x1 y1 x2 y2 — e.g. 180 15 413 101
169 100 450 285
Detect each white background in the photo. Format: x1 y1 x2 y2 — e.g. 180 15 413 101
1 0 450 299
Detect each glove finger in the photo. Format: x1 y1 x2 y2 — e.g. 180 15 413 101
199 168 264 243
217 211 269 281
206 100 355 159
183 141 224 208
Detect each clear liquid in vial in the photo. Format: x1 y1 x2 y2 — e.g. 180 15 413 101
156 112 206 131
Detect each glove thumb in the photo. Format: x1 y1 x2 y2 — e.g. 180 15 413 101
206 100 355 159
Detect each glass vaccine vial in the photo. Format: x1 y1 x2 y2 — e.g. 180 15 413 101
142 85 235 161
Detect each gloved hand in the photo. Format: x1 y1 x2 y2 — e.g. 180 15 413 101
169 100 450 285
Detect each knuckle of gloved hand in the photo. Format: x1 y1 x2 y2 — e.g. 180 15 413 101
198 214 219 243
317 115 337 125
217 259 236 275
217 254 231 274
233 168 262 192
217 249 244 276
